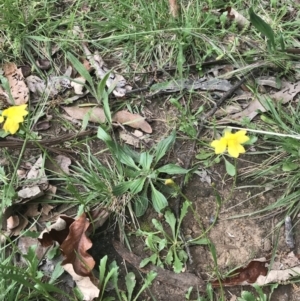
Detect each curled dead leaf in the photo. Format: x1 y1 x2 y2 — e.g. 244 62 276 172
39 214 95 276
39 215 75 247
61 213 95 276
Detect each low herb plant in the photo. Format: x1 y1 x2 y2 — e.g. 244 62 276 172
169 96 204 138
97 127 189 216
135 200 209 273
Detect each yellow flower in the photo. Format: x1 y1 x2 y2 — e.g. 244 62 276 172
0 104 28 134
211 130 249 158
165 179 175 186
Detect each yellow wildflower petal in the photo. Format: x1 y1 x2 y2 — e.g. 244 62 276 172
224 130 232 138
2 104 28 120
3 118 20 134
227 140 246 158
234 130 249 144
211 137 227 154
0 116 3 123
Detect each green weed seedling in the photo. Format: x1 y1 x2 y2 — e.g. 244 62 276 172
238 283 278 301
169 96 204 138
98 255 156 301
97 128 189 216
136 200 191 273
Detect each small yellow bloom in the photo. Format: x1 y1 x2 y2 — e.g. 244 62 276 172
211 130 249 158
165 179 175 186
0 104 28 134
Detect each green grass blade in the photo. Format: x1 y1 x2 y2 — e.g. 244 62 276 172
249 7 275 50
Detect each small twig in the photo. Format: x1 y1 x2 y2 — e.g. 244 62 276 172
0 130 94 149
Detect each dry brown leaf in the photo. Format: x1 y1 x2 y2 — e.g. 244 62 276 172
9 215 28 236
33 115 53 131
46 155 71 176
63 263 100 301
3 62 29 105
62 106 106 123
119 129 151 147
271 81 300 103
113 111 152 133
39 215 75 247
212 252 300 287
228 81 300 121
87 208 109 233
119 131 141 147
61 213 95 276
26 66 72 98
24 203 54 218
18 185 44 200
7 215 19 230
26 155 48 187
18 236 48 261
71 76 86 95
227 7 249 29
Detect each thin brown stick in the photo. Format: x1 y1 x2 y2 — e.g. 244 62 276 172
0 130 94 149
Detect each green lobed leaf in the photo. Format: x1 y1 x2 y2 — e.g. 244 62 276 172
165 210 176 238
150 182 168 212
178 200 190 227
282 161 298 172
140 254 157 268
173 250 183 273
134 194 149 217
165 249 173 265
125 272 136 301
157 164 188 175
224 158 236 177
152 219 164 233
130 178 146 194
238 291 256 301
